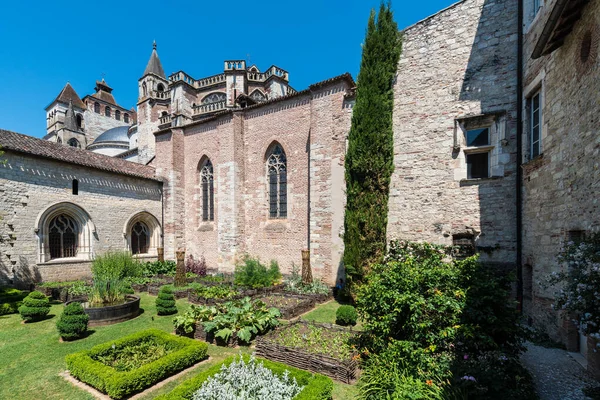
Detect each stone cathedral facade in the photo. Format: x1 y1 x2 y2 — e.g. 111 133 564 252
0 0 598 362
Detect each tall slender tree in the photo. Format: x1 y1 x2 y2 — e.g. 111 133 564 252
343 3 402 292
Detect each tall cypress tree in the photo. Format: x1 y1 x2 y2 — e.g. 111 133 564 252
343 3 402 291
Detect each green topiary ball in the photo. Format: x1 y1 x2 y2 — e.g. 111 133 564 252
56 302 89 340
336 305 358 326
18 291 51 322
156 286 177 315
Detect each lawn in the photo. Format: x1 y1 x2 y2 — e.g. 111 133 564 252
302 298 363 330
0 293 358 399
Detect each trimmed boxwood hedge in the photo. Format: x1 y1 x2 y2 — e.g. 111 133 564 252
18 291 50 321
65 329 208 399
156 285 178 315
1 288 30 316
154 354 333 400
57 302 89 340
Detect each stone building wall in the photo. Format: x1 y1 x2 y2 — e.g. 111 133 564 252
387 0 519 267
83 109 129 142
521 0 600 346
0 151 162 286
154 77 353 284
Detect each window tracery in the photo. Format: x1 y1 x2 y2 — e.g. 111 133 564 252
48 215 78 259
200 159 214 221
267 144 287 219
201 92 226 105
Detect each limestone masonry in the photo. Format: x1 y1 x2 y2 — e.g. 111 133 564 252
0 0 598 372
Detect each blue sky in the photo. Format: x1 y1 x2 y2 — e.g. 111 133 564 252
0 0 457 138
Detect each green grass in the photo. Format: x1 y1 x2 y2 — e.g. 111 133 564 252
302 299 363 331
0 292 358 399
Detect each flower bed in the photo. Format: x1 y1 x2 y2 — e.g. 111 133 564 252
259 294 316 320
65 329 208 399
255 320 359 383
154 354 333 400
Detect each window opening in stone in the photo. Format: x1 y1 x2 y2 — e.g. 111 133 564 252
267 144 287 219
49 214 78 259
115 110 121 121
76 114 83 129
94 102 100 113
67 138 81 148
529 91 541 158
131 221 150 254
200 159 214 221
580 31 592 64
105 106 111 117
124 113 129 123
157 83 165 93
452 233 475 258
72 179 78 195
201 92 226 105
466 128 489 147
466 152 489 179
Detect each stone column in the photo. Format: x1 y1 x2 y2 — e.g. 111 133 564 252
175 250 186 287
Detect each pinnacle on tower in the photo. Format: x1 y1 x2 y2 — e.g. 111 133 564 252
64 100 78 131
143 41 166 79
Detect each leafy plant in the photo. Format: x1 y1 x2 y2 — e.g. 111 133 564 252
173 312 198 335
192 354 304 400
56 302 89 340
156 286 178 315
94 337 177 372
268 323 355 360
186 255 207 276
143 260 177 276
18 291 50 322
285 264 330 295
546 232 600 339
234 256 281 288
194 284 238 299
89 251 142 305
336 305 358 326
176 297 280 344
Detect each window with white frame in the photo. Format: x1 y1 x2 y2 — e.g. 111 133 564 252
529 91 542 158
464 126 492 179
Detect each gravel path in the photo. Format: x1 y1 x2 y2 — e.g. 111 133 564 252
521 342 597 400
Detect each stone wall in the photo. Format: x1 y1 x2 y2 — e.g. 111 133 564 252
154 78 352 284
521 0 600 346
0 151 162 286
387 0 519 267
83 109 129 142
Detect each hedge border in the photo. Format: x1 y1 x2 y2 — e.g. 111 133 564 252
65 329 208 399
154 354 333 400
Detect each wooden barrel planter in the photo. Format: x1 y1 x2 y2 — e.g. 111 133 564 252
255 321 359 384
69 295 140 327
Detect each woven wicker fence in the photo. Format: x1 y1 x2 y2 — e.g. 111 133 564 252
255 320 359 384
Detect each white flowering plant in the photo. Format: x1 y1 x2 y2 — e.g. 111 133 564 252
547 232 600 339
192 354 304 400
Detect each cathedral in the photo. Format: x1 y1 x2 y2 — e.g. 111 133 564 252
0 0 599 366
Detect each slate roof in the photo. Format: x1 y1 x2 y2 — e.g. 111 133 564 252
0 129 160 181
92 126 130 144
48 83 86 110
144 42 166 79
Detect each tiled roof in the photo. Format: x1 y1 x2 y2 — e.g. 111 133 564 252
49 83 86 110
0 129 160 181
91 90 117 106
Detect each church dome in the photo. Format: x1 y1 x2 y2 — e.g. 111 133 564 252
92 126 130 145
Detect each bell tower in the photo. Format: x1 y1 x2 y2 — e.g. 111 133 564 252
137 41 170 163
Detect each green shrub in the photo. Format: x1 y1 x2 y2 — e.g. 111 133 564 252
234 255 281 288
336 305 358 326
65 329 208 399
154 354 333 400
90 251 143 305
0 288 27 315
56 302 89 341
18 291 50 322
143 260 177 276
156 286 177 315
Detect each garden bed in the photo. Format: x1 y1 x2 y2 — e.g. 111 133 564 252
255 320 359 383
193 322 238 347
259 293 316 320
154 354 333 400
65 329 208 399
148 284 190 299
35 280 91 302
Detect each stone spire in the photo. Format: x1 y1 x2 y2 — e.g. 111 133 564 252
64 100 78 131
143 41 166 79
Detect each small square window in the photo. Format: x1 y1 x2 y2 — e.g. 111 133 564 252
466 128 490 147
466 152 489 179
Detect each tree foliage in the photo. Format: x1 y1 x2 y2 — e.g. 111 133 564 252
343 3 402 290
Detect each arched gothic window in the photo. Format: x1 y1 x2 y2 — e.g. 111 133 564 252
250 90 266 102
267 144 287 219
157 83 165 93
48 215 78 259
105 106 111 117
131 221 150 254
76 114 83 128
57 137 62 144
142 82 147 97
200 159 214 221
124 113 129 123
94 102 100 113
68 138 81 148
201 92 226 105
115 110 121 121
